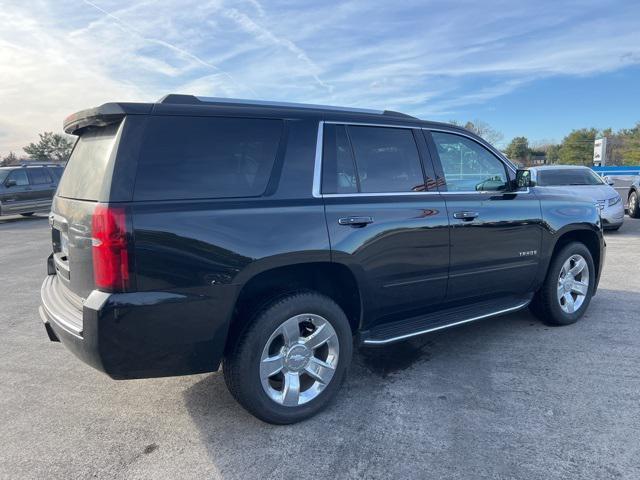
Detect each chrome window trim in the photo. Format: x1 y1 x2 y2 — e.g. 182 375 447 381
312 121 324 198
312 121 525 198
323 191 440 198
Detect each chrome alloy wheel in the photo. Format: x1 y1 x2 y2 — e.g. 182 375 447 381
260 314 339 406
557 254 590 314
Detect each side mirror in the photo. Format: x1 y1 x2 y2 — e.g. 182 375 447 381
513 169 532 189
5 179 17 187
603 176 615 186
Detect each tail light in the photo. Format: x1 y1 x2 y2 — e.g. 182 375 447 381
92 204 132 292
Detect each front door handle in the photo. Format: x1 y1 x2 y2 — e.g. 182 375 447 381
453 211 479 221
338 216 374 227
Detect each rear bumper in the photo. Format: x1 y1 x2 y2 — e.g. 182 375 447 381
40 274 239 379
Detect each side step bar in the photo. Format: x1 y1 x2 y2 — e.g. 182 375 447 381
360 294 533 345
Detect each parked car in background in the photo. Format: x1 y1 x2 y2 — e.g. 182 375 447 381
528 165 624 230
0 164 64 217
627 176 640 218
40 95 605 424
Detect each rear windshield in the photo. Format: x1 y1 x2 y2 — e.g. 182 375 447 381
56 123 120 201
537 169 603 186
134 116 283 201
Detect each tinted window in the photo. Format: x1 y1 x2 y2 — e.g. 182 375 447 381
431 132 507 192
29 168 53 184
48 167 64 181
57 123 120 200
322 125 357 194
537 169 603 186
135 116 283 200
7 169 29 186
348 126 424 193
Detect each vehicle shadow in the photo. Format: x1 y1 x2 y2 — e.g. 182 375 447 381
180 307 543 478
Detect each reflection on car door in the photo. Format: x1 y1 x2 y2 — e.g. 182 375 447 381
425 129 542 301
321 123 450 327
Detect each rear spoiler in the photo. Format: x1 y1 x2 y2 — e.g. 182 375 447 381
63 102 153 135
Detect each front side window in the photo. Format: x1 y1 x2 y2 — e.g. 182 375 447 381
431 131 507 192
7 169 29 186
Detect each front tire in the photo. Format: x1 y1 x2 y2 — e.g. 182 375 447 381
531 242 595 326
223 291 353 424
628 191 640 218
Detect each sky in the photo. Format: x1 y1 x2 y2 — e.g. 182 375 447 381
1 0 639 155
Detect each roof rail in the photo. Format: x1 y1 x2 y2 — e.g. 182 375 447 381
19 162 61 167
157 94 414 118
383 110 417 119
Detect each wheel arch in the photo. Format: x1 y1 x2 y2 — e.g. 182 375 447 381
225 261 362 354
547 227 603 288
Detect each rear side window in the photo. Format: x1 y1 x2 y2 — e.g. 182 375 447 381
322 124 425 194
28 168 53 184
134 116 283 201
348 126 424 193
57 122 121 201
322 125 358 194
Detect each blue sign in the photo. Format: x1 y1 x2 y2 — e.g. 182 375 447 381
592 166 640 176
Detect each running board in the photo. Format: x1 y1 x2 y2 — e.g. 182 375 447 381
360 294 533 345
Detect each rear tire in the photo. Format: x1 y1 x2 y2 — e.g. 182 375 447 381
223 291 353 424
20 212 35 217
628 191 640 218
530 242 595 326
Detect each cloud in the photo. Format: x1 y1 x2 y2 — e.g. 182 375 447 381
1 0 639 154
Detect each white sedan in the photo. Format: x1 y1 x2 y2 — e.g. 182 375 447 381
528 165 624 231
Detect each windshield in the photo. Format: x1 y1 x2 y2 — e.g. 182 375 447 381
537 169 604 186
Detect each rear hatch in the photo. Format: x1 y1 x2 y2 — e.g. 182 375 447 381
50 121 123 301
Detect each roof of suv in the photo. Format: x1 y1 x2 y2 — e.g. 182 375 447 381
64 94 463 136
0 164 63 171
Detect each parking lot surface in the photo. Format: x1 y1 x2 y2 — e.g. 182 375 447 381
1 214 639 480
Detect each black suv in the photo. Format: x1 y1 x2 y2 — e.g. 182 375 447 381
40 95 605 424
0 164 63 217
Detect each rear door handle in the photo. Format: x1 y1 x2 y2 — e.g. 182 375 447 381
338 216 374 227
453 211 479 221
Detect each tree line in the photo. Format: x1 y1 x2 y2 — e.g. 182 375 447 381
1 132 75 167
453 120 640 166
504 124 640 166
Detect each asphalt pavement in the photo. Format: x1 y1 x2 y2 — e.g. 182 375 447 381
1 213 639 480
